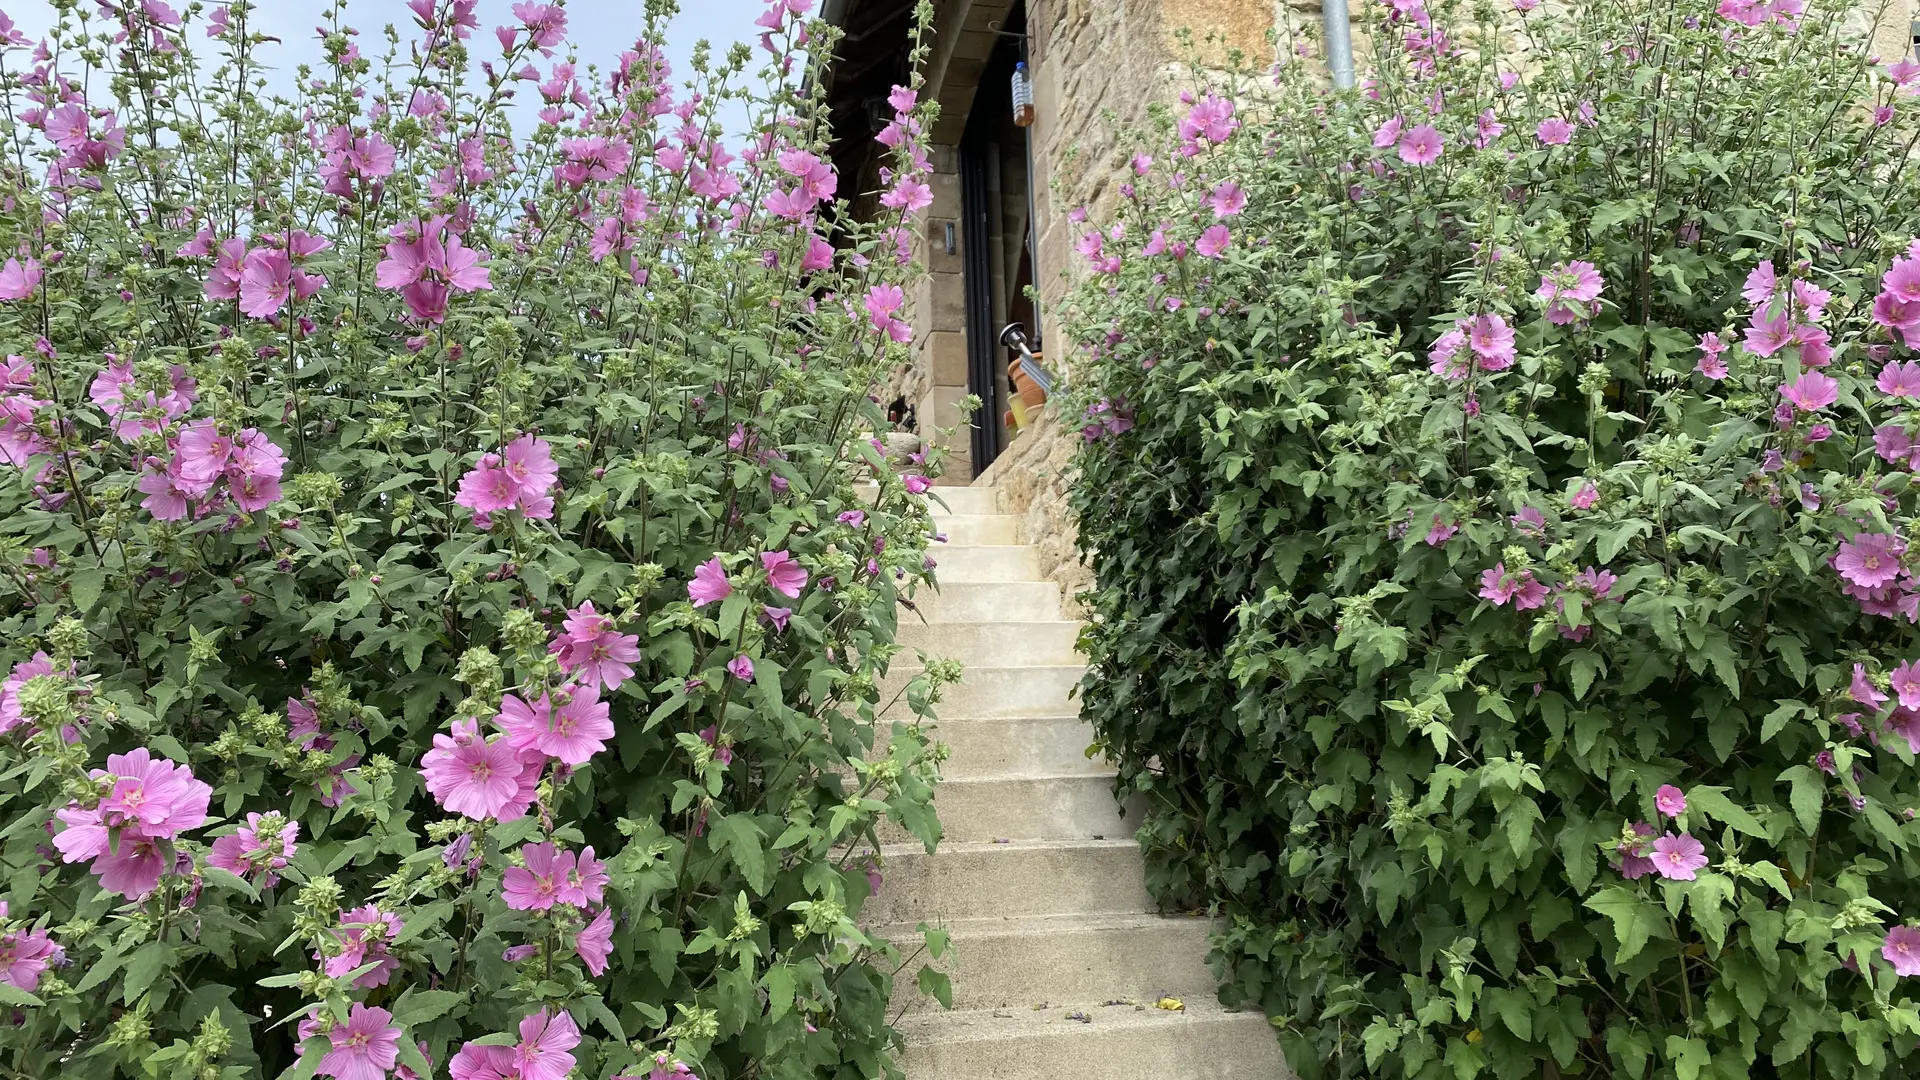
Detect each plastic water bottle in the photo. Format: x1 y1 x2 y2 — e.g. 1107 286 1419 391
1012 62 1035 128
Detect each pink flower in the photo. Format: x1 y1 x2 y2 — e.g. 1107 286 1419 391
420 724 535 821
904 474 933 494
1654 785 1687 818
0 923 61 993
203 238 248 301
1177 94 1237 149
450 1044 518 1080
1570 482 1599 510
564 845 607 907
761 550 808 598
1207 180 1246 218
1479 563 1543 607
1893 661 1920 711
1464 313 1516 371
554 135 631 187
52 748 211 898
1372 115 1405 149
1195 224 1231 259
1835 534 1906 589
207 811 298 886
0 257 42 300
1535 117 1574 145
1886 927 1920 977
574 908 613 975
728 654 755 682
512 1 569 50
454 435 556 523
1885 256 1920 304
763 605 792 631
1650 832 1708 880
550 602 641 690
864 284 911 343
319 904 404 988
1853 663 1890 709
1779 371 1837 413
317 1004 400 1080
514 1009 580 1080
1423 517 1457 546
498 687 611 767
1397 124 1443 165
1881 361 1920 400
688 557 732 607
1696 332 1729 380
1617 821 1657 879
1536 261 1604 324
1744 261 1778 306
502 841 574 911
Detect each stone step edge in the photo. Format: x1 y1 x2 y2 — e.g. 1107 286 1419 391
874 836 1141 860
894 994 1277 1046
873 910 1212 940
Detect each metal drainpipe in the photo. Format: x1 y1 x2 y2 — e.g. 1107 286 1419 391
1323 0 1356 90
1017 31 1043 348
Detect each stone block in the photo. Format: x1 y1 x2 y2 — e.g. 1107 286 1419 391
928 330 968 387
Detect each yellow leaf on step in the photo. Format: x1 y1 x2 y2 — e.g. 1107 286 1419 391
1155 997 1184 1012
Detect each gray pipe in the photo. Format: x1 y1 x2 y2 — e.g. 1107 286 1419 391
1323 0 1355 90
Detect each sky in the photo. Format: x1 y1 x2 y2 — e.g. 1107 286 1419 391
2 0 769 131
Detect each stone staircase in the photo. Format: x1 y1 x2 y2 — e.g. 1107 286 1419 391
872 484 1292 1080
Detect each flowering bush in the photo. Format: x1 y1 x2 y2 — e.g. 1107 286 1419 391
1065 0 1920 1076
0 0 957 1077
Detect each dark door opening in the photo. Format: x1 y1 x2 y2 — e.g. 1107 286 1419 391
957 1 1032 476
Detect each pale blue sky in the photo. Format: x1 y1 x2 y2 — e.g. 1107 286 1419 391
4 0 767 131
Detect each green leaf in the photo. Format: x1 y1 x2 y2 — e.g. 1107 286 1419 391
390 989 464 1028
0 983 44 1008
915 964 952 1009
1567 650 1603 701
122 940 174 1005
1665 1035 1710 1080
1486 987 1533 1042
1584 886 1662 964
1686 786 1768 839
710 813 770 895
1779 765 1825 835
69 567 106 614
763 965 796 1022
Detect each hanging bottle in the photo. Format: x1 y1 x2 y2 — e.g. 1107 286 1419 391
1011 61 1035 128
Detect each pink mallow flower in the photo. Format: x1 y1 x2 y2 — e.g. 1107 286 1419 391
514 1009 580 1080
1879 361 1920 400
761 550 808 598
1650 832 1708 880
0 256 43 300
1885 926 1920 977
207 811 299 887
499 685 613 766
1207 180 1247 218
1536 117 1574 145
1397 124 1443 165
374 216 492 324
864 284 912 343
318 904 404 989
1478 563 1548 609
0 921 61 993
550 602 641 690
316 1004 401 1080
502 842 577 911
1779 371 1837 413
1893 660 1920 711
1654 785 1687 818
688 557 732 606
575 907 613 975
420 721 539 822
454 434 557 523
1536 261 1604 324
1696 332 1729 380
52 748 212 899
1834 534 1906 590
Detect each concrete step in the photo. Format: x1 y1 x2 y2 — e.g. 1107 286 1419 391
881 774 1140 843
864 839 1153 924
929 514 1020 546
901 581 1062 624
922 486 1005 516
885 913 1220 1012
881 665 1084 720
928 716 1109 778
897 997 1290 1080
926 545 1042 582
895 621 1085 667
